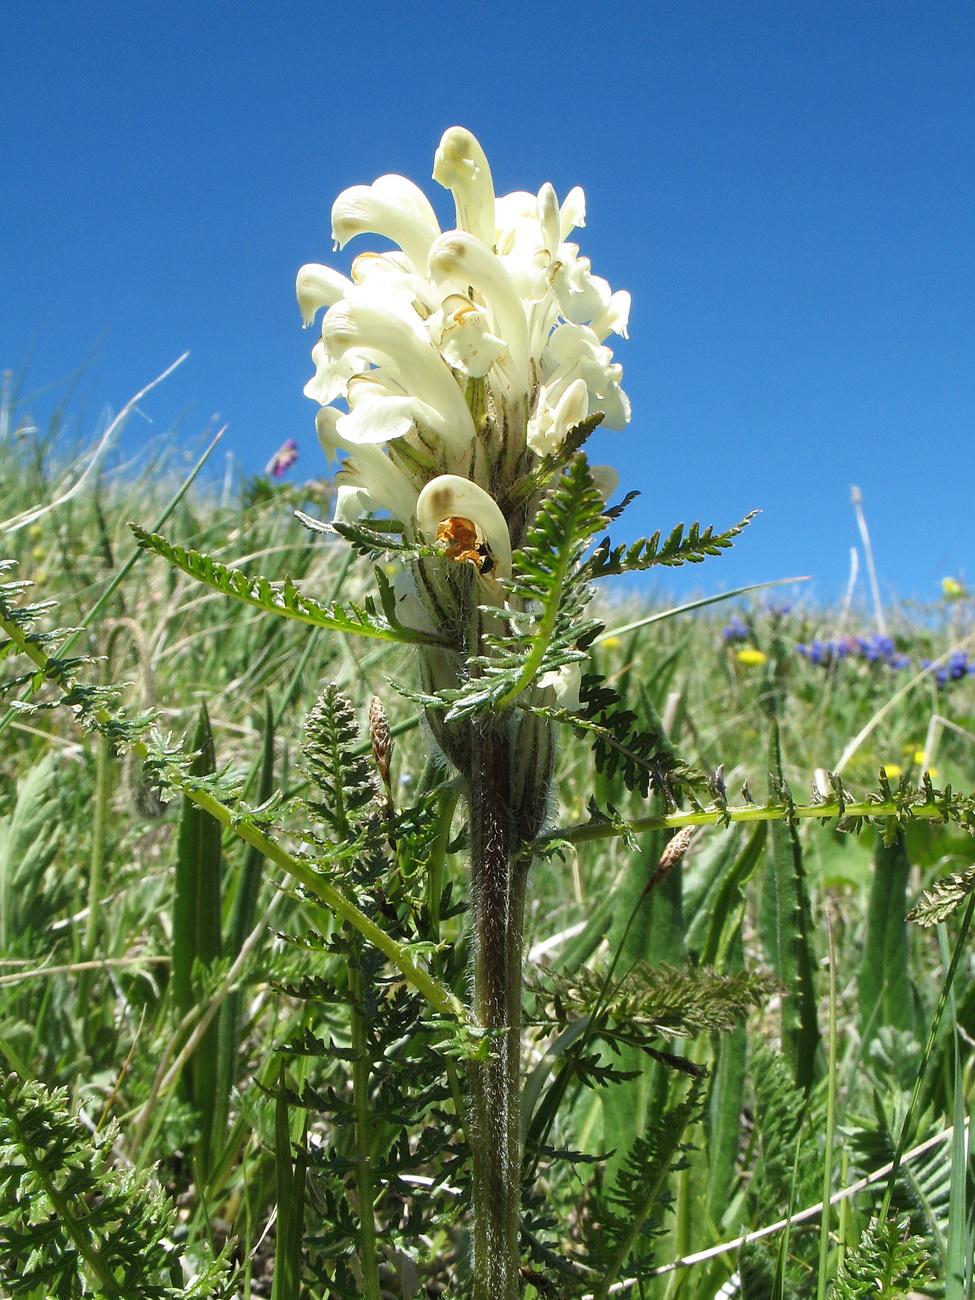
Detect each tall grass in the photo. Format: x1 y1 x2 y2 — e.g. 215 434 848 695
1 372 974 1298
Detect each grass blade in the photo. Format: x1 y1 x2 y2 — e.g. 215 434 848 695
859 831 916 1047
172 700 223 1182
271 1062 306 1300
758 720 820 1090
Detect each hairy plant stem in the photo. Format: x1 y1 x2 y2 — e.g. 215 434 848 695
467 716 529 1300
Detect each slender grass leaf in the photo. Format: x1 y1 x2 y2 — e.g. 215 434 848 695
759 720 820 1090
706 929 748 1229
172 701 223 1183
859 832 916 1046
271 1062 306 1300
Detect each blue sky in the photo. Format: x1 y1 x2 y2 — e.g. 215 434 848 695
1 1 972 605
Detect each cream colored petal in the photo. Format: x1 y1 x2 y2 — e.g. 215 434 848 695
494 191 537 254
350 252 440 314
537 661 583 711
553 377 590 440
315 404 343 459
438 294 508 377
322 298 475 453
602 386 631 429
428 232 530 380
536 182 561 259
340 374 460 451
333 483 376 523
393 570 437 634
591 289 631 341
340 443 418 522
527 377 589 457
303 338 364 405
559 186 586 239
589 464 620 503
337 393 416 445
331 174 441 269
541 324 630 429
551 255 613 325
502 247 551 304
432 127 496 248
575 354 630 429
416 474 512 578
296 264 353 326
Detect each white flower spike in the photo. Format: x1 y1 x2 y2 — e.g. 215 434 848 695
297 124 630 587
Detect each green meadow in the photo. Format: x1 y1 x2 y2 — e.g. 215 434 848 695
2 381 974 1299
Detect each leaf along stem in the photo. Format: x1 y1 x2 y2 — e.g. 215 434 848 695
542 797 973 849
0 608 462 1026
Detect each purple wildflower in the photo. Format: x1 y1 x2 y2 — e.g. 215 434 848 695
266 438 298 477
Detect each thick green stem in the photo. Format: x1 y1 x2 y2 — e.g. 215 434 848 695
467 718 527 1300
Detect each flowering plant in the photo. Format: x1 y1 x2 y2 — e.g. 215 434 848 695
291 127 753 1298
121 129 828 1298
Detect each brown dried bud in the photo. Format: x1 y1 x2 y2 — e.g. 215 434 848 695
643 826 695 896
369 695 393 793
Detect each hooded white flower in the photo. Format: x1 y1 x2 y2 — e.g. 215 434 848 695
416 475 513 579
298 126 630 543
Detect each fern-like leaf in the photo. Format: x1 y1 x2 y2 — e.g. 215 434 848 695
436 454 609 721
506 412 606 507
529 962 778 1042
556 673 705 803
584 510 758 579
302 685 377 840
0 1073 231 1298
750 1045 810 1207
129 525 448 647
907 864 975 926
831 1217 929 1298
326 517 431 563
581 1080 704 1289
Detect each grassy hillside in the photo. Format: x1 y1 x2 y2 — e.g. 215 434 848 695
1 383 974 1299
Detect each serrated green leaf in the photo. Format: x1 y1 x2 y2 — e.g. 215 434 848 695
129 524 448 646
907 864 975 927
585 510 758 579
831 1216 929 1298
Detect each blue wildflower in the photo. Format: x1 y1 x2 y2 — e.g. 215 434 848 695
856 633 896 662
799 631 911 671
922 652 973 687
723 615 750 643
